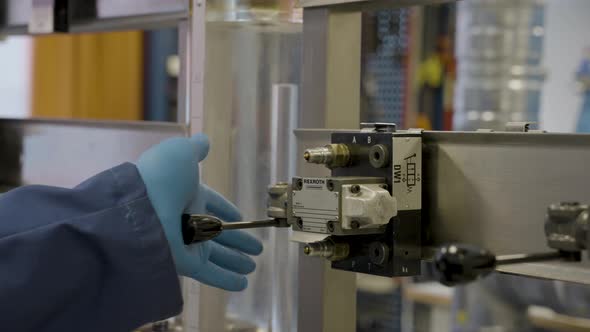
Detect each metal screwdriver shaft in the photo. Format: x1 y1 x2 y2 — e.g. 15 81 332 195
495 252 563 265
434 243 580 286
220 219 283 230
181 214 287 245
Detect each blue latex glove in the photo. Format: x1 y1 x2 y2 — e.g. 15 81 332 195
137 134 263 291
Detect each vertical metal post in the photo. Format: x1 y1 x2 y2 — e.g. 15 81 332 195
270 83 299 332
177 21 189 125
298 8 363 329
181 1 203 331
300 7 363 129
188 0 206 135
29 0 55 34
182 1 228 332
297 258 358 332
270 84 299 183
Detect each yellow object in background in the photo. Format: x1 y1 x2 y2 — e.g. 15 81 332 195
456 310 468 325
32 31 143 121
419 54 444 88
416 112 433 130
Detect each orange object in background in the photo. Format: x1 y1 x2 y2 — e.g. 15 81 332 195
416 112 433 130
31 31 143 121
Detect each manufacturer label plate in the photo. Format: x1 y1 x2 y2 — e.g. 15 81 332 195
292 178 339 233
392 136 422 210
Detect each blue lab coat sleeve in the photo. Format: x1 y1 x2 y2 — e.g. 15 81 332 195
0 163 183 332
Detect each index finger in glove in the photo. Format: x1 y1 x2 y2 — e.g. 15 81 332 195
202 185 242 222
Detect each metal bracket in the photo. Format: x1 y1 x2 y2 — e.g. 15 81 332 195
407 128 424 134
29 0 68 33
360 122 397 133
477 123 547 133
29 0 55 33
505 121 547 133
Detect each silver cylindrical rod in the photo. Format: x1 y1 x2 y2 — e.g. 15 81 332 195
222 219 281 230
303 146 333 164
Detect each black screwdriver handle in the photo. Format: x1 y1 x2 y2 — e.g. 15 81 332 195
434 243 497 287
181 214 223 245
434 243 573 286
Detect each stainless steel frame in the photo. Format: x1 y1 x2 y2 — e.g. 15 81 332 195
296 0 589 328
295 129 590 285
0 1 30 34
3 0 589 331
69 0 189 33
422 131 590 254
423 131 590 283
0 119 187 188
299 0 455 10
0 1 204 331
0 0 189 33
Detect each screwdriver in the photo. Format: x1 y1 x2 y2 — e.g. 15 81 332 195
434 243 581 286
181 214 289 245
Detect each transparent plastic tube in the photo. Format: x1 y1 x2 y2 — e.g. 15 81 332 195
203 4 302 331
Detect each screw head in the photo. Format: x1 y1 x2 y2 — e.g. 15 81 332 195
327 180 335 191
327 221 335 232
369 144 390 168
350 220 360 229
560 202 580 207
350 184 361 194
295 178 303 190
296 218 303 229
369 242 390 265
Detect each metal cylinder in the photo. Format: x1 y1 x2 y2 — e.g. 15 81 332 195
304 238 350 261
200 5 302 331
303 146 332 164
303 144 351 168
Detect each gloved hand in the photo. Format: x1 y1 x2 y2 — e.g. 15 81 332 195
137 134 263 291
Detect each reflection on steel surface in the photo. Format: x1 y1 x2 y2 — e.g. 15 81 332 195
0 119 187 188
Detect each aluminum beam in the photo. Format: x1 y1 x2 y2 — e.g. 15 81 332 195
294 129 590 285
0 0 30 33
0 0 189 34
422 130 590 284
0 119 187 188
422 131 590 254
69 0 188 32
300 0 457 10
300 7 363 129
